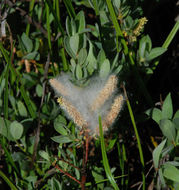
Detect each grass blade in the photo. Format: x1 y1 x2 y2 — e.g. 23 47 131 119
99 116 120 190
122 85 145 190
0 42 36 118
46 3 52 51
106 0 128 54
0 170 18 190
0 137 19 174
26 0 35 36
4 59 10 119
163 20 179 49
154 20 179 67
63 0 76 19
46 0 64 35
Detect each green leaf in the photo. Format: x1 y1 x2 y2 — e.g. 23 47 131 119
76 64 83 80
0 78 5 98
111 53 119 71
174 110 179 119
159 119 176 142
17 101 28 117
66 16 72 36
99 116 120 190
70 58 76 74
153 139 167 169
145 108 162 124
23 51 40 60
106 137 117 151
21 33 33 53
64 36 76 59
146 47 167 61
76 11 85 33
71 20 77 36
173 110 179 130
10 121 23 140
87 61 95 75
97 49 106 67
92 167 104 190
36 84 43 97
54 115 68 136
51 135 72 144
39 150 50 161
162 93 173 119
0 117 13 141
77 48 87 65
99 59 110 78
70 34 79 56
114 65 123 74
163 164 179 183
86 40 97 75
158 168 166 188
139 35 152 60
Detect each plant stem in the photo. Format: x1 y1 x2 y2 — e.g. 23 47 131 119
122 83 145 190
99 116 120 190
163 20 179 49
0 170 18 190
26 0 35 36
81 130 90 190
154 20 179 67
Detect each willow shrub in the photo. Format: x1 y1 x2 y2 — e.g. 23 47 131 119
0 0 179 189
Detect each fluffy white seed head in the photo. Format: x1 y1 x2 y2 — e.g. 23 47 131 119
50 73 124 135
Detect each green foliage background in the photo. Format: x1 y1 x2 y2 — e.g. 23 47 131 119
0 0 179 189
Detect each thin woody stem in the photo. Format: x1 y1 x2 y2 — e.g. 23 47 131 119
81 130 90 190
54 164 81 185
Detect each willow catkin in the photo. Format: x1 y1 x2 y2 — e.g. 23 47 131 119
133 17 148 36
104 95 124 126
49 78 69 96
57 97 87 128
90 75 118 112
95 95 124 135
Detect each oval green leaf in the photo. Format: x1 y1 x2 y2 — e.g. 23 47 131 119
77 48 87 65
51 135 72 144
76 64 83 80
70 34 79 56
159 119 176 142
163 164 179 183
39 150 50 161
162 93 173 119
99 59 110 78
145 108 162 124
17 100 27 117
21 33 33 53
10 121 23 140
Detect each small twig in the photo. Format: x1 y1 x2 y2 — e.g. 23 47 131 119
5 0 54 41
35 168 56 188
54 164 81 185
56 157 81 171
32 53 50 164
81 129 90 190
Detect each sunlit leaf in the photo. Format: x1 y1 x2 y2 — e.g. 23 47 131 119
21 33 33 53
10 121 23 140
163 164 179 183
99 59 110 78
